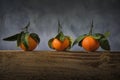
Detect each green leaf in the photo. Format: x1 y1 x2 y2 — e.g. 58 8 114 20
48 38 54 49
92 33 104 40
21 32 29 50
73 34 86 47
24 33 29 50
3 33 19 41
30 33 40 44
65 36 73 49
55 31 65 42
17 31 24 47
100 38 110 50
104 32 110 38
56 20 65 41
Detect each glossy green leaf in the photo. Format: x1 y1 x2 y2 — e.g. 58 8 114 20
25 33 29 50
100 38 110 50
48 38 54 49
92 33 104 40
20 32 24 42
104 32 110 38
65 36 73 49
73 34 86 47
17 31 24 47
55 31 65 42
30 33 40 44
93 33 110 50
3 33 19 41
20 32 29 50
55 20 65 42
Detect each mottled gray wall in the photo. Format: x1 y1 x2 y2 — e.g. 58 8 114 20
0 0 120 51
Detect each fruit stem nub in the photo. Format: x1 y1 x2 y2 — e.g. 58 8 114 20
89 20 93 35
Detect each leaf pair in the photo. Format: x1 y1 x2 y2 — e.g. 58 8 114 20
93 32 110 50
55 31 65 42
3 32 29 49
99 37 110 50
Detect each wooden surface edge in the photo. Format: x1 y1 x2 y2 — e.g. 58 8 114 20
0 50 119 80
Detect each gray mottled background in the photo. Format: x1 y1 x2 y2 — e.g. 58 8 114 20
0 0 120 51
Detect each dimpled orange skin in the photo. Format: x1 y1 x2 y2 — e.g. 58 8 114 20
20 36 38 51
52 37 70 51
82 36 99 52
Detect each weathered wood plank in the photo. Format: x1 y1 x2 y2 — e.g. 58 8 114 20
0 50 120 80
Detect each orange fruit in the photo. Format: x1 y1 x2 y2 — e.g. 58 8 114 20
52 37 70 51
81 36 99 52
20 36 38 51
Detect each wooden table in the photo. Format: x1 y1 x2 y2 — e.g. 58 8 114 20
0 50 120 80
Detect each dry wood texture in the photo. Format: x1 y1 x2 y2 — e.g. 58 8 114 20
0 50 120 80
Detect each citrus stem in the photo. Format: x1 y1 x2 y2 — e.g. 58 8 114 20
89 20 93 35
58 20 62 33
25 27 28 32
23 22 30 33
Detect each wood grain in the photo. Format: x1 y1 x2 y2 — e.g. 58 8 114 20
0 50 120 80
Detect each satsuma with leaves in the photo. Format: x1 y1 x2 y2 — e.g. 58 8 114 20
3 22 40 51
48 20 73 51
73 20 110 52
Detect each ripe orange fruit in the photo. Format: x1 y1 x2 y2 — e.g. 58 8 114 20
52 37 70 51
81 36 99 52
20 36 38 51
